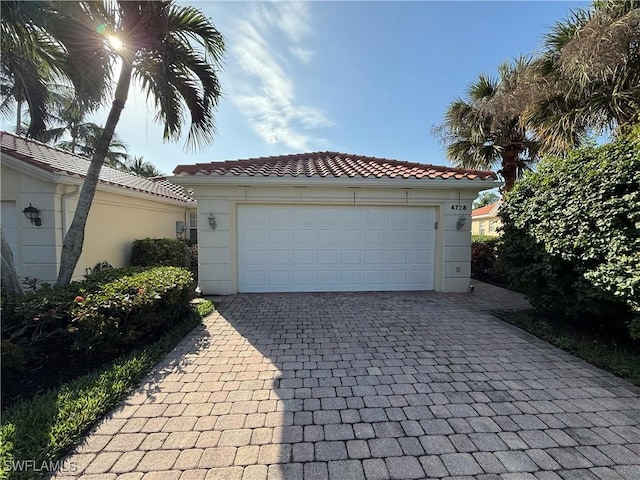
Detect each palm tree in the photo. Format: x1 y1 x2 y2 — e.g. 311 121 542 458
39 93 130 169
56 0 224 285
473 192 500 209
0 1 111 138
435 61 541 192
512 1 640 153
57 123 130 170
127 156 162 177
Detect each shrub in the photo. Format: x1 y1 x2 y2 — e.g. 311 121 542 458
1 267 193 402
500 129 640 338
0 299 213 480
471 238 499 279
72 267 193 354
130 238 190 268
471 238 510 286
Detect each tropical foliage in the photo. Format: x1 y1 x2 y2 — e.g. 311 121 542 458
0 1 110 137
127 155 161 177
55 0 225 285
437 1 640 185
492 1 640 155
500 129 640 339
435 61 541 191
473 191 500 208
40 94 130 169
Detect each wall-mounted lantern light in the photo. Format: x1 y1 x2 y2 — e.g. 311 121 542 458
456 215 466 230
23 203 41 226
208 213 217 230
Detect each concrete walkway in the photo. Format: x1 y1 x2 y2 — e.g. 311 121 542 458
53 283 640 479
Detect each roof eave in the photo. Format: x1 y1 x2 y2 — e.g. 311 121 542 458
170 174 502 190
1 152 59 183
2 152 192 205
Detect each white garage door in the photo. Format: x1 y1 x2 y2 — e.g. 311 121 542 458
237 205 435 292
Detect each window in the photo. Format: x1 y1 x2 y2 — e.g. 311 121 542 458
489 220 498 232
189 210 197 243
480 221 486 235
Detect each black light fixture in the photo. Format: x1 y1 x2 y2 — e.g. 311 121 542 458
208 213 216 230
23 203 41 226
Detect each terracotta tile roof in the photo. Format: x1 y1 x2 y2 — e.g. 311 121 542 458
1 131 191 203
472 201 501 217
173 151 497 181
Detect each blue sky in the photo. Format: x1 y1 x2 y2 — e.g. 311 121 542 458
12 1 591 175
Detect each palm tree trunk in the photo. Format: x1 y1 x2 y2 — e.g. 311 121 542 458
15 101 22 135
501 149 519 192
55 61 133 286
1 231 23 295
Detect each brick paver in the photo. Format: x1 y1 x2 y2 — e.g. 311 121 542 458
51 283 640 479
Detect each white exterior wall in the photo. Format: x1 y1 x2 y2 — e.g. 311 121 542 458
2 160 190 284
189 184 479 295
1 165 60 283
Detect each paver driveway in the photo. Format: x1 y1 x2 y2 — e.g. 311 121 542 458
53 283 640 480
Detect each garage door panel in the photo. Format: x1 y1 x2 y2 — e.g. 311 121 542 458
267 208 289 226
365 209 386 225
411 270 429 282
340 209 362 225
340 270 361 284
316 209 338 224
242 270 266 286
389 230 409 245
340 250 361 264
243 250 266 265
267 250 289 265
268 270 289 285
293 230 314 244
388 250 408 264
410 230 430 243
267 230 289 244
317 271 339 285
364 230 385 244
410 250 429 263
242 230 265 246
292 250 313 265
389 210 410 225
317 250 338 264
239 207 265 227
341 230 361 244
364 249 385 264
388 270 408 284
317 230 339 243
237 205 434 292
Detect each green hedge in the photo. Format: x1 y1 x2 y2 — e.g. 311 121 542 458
72 267 193 354
130 238 190 268
1 267 193 393
500 129 640 338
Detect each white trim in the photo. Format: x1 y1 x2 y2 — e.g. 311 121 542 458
1 154 58 183
171 174 502 190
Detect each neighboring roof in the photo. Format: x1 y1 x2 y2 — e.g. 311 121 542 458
173 151 497 181
1 131 191 203
472 201 501 218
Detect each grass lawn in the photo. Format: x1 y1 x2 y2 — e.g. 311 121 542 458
0 300 214 480
495 309 640 387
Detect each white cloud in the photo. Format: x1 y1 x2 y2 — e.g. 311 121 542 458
275 2 311 43
227 2 332 151
289 46 314 64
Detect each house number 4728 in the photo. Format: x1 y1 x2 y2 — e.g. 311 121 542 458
451 204 467 211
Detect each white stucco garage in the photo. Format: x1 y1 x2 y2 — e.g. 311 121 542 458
172 152 500 295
